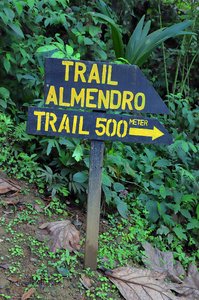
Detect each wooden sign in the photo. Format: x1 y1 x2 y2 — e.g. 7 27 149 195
27 107 172 145
44 58 170 114
27 58 173 271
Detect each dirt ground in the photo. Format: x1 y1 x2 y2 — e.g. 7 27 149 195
0 172 98 300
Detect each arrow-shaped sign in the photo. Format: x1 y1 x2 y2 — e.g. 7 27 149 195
27 107 172 145
129 126 164 140
44 58 170 114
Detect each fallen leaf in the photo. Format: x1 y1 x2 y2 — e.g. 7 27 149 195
80 274 92 289
106 267 177 300
142 242 185 283
3 198 21 205
0 178 21 195
21 288 35 300
57 266 70 277
171 264 199 300
0 263 10 269
7 275 20 283
39 220 80 252
34 204 43 212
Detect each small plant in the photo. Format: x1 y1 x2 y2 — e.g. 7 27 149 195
8 262 21 274
9 245 24 257
32 263 50 284
0 294 11 299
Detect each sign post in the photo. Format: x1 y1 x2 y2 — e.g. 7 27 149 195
27 58 173 270
84 140 104 269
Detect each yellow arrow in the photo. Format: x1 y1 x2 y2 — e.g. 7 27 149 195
129 126 164 140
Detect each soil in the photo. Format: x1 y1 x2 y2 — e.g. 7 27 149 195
0 172 118 300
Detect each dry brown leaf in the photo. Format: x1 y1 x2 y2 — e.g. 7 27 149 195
142 242 185 283
0 263 10 269
171 264 199 300
80 274 92 289
106 266 177 300
21 288 35 300
3 197 21 205
39 220 80 252
0 178 21 195
7 275 20 283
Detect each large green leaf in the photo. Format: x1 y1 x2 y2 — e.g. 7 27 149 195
73 172 88 183
126 18 193 66
115 197 128 218
36 45 58 53
9 23 24 38
95 0 112 18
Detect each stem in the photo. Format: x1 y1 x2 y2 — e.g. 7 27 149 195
172 36 186 95
158 2 169 95
180 51 198 95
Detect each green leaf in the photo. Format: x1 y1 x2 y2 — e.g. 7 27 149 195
173 227 187 240
73 172 87 183
46 140 55 155
3 58 11 73
0 99 7 109
102 172 113 187
144 148 156 161
155 159 171 168
186 219 199 230
157 225 170 235
36 45 58 53
146 200 159 222
84 37 93 45
180 209 191 220
102 185 112 204
115 197 128 218
9 23 24 38
197 204 199 220
65 45 74 56
15 2 23 15
89 25 101 37
181 141 189 152
51 51 65 58
113 182 125 192
125 18 193 66
90 12 124 57
0 87 10 99
159 185 167 199
126 15 146 63
59 138 75 148
72 144 83 162
27 0 35 9
157 202 167 216
57 266 70 277
3 8 15 21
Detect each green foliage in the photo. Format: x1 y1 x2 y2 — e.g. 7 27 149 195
92 0 193 66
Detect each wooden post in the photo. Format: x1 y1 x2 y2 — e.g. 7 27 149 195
84 140 104 270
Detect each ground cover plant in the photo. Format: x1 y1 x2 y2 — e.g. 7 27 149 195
0 0 198 299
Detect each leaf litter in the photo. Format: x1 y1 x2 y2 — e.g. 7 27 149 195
39 220 80 252
142 242 199 299
104 243 199 300
21 288 36 300
142 242 185 283
0 178 21 195
105 267 177 300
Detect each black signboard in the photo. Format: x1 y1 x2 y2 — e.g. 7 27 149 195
44 58 170 114
27 107 172 145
